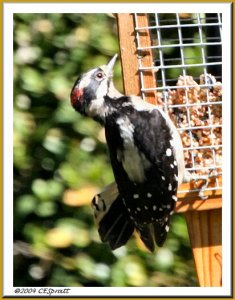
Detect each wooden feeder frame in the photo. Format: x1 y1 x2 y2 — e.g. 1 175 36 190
116 13 222 287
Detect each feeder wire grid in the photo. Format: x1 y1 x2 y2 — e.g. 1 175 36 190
134 13 222 194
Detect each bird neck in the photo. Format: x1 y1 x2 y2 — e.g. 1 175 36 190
107 81 123 99
87 83 123 124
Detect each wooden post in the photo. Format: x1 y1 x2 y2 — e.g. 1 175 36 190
116 13 222 287
116 13 141 97
185 209 222 286
177 180 222 287
117 13 157 104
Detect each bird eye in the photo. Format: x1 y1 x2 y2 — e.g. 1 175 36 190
96 72 104 80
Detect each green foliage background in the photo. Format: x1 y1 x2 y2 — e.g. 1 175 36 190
14 13 198 287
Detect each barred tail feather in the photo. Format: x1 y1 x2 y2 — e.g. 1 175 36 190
98 195 134 250
92 183 134 250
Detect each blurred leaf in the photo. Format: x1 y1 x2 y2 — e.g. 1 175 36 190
23 223 47 246
32 179 64 201
36 202 57 217
48 74 70 99
16 195 37 216
43 128 67 155
75 254 96 280
14 13 197 287
112 255 147 287
45 227 74 248
21 67 46 93
63 186 99 207
154 248 174 270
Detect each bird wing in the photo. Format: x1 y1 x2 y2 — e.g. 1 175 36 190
103 101 182 251
129 107 179 188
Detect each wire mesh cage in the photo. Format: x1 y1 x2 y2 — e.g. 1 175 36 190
133 13 222 196
117 13 223 286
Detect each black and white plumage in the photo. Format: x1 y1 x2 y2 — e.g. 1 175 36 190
71 54 185 252
91 182 135 250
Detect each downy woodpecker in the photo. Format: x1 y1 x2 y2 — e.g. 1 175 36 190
71 55 186 252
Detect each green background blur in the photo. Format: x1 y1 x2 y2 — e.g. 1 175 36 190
14 13 198 287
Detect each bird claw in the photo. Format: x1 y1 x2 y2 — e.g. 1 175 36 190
194 173 211 200
198 182 209 200
183 169 221 200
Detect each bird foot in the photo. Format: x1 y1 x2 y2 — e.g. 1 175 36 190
183 169 221 200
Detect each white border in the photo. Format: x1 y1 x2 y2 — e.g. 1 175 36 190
4 2 232 297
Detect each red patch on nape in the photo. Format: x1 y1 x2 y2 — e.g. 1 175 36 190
71 87 84 106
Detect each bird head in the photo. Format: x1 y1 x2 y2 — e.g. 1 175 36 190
70 54 121 121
